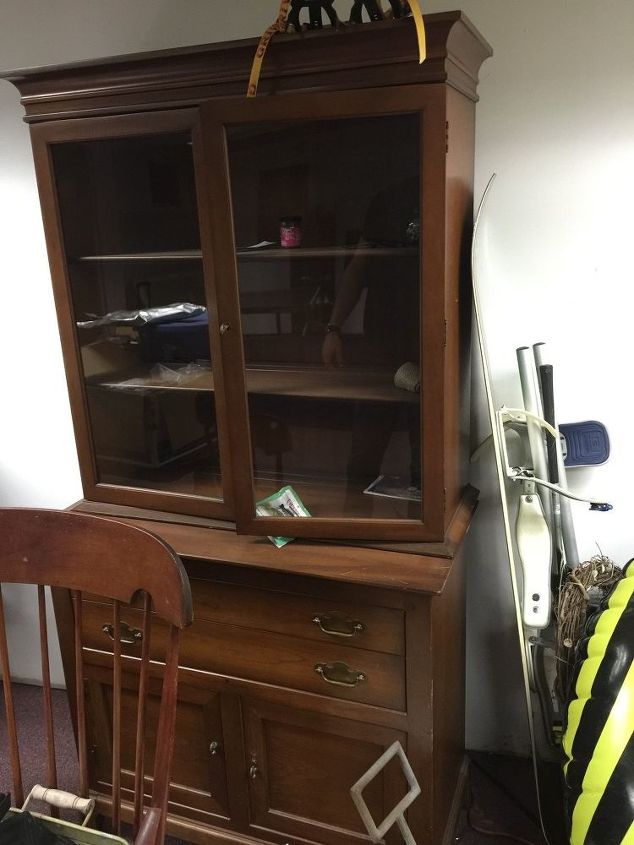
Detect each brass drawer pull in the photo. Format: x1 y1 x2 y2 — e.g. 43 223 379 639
209 741 221 756
313 612 365 638
101 621 142 645
314 661 366 688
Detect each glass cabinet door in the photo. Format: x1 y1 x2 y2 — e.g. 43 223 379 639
38 113 229 515
206 89 443 540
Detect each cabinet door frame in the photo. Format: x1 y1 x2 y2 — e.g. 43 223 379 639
29 108 234 519
200 84 448 542
242 696 409 845
84 661 238 827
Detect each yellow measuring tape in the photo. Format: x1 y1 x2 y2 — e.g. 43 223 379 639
247 1 426 98
247 0 291 98
407 0 427 64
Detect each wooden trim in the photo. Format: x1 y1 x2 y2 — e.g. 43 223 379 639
28 107 200 143
443 85 477 527
68 481 478 560
67 486 478 596
199 106 254 533
403 592 435 842
115 517 455 594
419 84 449 537
220 692 250 829
431 544 467 844
112 600 122 835
4 15 492 123
192 117 236 518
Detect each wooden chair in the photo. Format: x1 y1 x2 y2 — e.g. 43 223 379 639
0 508 193 845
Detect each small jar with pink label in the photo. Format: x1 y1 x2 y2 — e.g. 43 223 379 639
280 216 303 248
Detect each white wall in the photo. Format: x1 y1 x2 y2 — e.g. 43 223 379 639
433 0 634 753
0 1 632 749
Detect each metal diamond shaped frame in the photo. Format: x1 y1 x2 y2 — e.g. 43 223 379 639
350 740 421 844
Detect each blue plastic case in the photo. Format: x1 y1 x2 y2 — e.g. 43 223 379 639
559 420 610 467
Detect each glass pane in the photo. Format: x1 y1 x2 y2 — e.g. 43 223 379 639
52 132 222 500
226 114 421 520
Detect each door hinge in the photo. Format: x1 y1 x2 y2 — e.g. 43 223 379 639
444 319 448 348
445 121 449 154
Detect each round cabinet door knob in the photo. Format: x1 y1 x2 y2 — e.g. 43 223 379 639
219 322 232 335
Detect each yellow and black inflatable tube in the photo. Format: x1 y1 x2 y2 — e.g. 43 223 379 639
563 561 634 844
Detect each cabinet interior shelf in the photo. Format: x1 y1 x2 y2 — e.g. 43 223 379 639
93 365 418 404
73 245 418 263
75 250 202 262
101 468 418 520
236 245 418 260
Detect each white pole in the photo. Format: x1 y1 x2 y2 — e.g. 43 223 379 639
516 345 552 531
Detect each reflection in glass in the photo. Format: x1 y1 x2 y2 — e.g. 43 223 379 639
52 133 222 500
226 114 422 519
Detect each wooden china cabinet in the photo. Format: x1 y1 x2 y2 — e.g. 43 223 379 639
4 12 491 845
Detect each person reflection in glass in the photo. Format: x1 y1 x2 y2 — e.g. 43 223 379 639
321 176 421 501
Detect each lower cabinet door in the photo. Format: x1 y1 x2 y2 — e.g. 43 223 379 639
243 698 409 845
85 664 231 826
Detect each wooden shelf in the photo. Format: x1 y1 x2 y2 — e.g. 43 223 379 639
236 245 418 260
246 366 417 403
93 365 418 404
74 250 202 262
98 471 417 521
72 245 418 263
253 475 420 521
100 469 224 502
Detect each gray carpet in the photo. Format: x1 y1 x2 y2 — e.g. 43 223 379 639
0 683 79 801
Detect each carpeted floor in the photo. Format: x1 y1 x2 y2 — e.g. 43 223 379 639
1 683 553 844
0 682 79 799
456 752 548 844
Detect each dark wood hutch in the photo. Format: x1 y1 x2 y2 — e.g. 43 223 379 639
3 12 491 845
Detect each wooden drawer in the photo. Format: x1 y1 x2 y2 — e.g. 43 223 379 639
190 578 405 656
82 600 405 711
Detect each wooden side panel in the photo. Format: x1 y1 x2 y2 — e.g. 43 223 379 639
431 548 467 844
443 86 478 526
402 592 435 842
